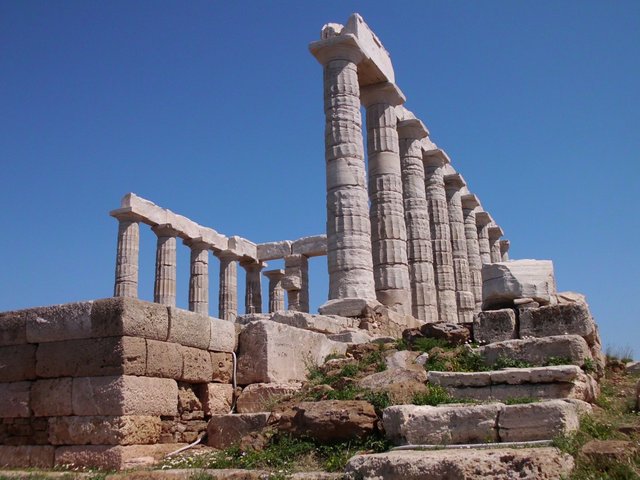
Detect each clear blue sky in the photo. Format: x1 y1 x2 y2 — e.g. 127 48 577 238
1 1 638 357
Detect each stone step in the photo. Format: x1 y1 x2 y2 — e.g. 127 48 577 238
428 365 599 402
206 412 270 450
345 447 574 480
383 399 590 446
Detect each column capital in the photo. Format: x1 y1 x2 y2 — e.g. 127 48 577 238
500 239 510 251
360 81 405 108
309 34 365 65
488 225 504 240
461 194 480 210
263 268 285 280
110 208 144 223
183 237 211 250
397 117 428 140
216 250 241 262
151 224 180 237
476 211 493 227
240 259 267 271
423 148 451 167
444 173 466 190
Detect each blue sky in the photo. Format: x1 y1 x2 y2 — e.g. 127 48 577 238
1 1 638 356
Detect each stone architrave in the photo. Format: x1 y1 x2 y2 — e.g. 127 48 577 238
461 194 483 311
184 239 209 315
488 225 504 263
217 251 239 321
263 269 286 312
309 31 377 303
444 173 475 323
282 254 309 313
360 82 411 315
423 149 457 323
112 212 140 299
500 239 510 261
397 118 438 322
476 211 493 265
151 224 180 307
241 260 264 314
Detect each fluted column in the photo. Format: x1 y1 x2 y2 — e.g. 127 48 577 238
282 254 309 313
242 260 264 314
361 82 411 314
461 194 483 311
185 239 209 315
152 224 180 307
264 269 286 312
476 212 493 265
113 212 140 298
423 150 458 323
310 34 376 302
218 251 239 321
500 239 510 262
397 118 438 322
489 225 504 263
444 174 475 323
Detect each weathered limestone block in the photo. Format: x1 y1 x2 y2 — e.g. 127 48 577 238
482 259 556 309
0 344 36 381
209 317 237 353
203 383 234 415
498 400 587 442
236 383 302 413
25 301 93 343
519 303 596 345
48 416 161 445
383 403 501 445
31 378 73 417
420 322 470 346
318 298 379 317
168 307 211 350
267 311 359 334
206 413 270 449
72 376 178 416
54 444 184 471
146 340 183 379
0 382 31 418
35 337 146 378
90 297 169 341
236 321 347 384
384 350 423 372
180 346 213 383
291 235 327 257
328 329 376 344
358 368 427 391
427 371 492 388
0 309 29 346
257 240 292 261
0 445 55 468
211 352 233 383
473 308 517 344
345 448 575 480
476 335 592 368
276 400 377 442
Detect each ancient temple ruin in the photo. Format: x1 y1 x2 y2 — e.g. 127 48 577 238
0 14 616 476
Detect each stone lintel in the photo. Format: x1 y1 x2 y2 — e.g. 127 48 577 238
444 172 466 190
397 117 429 139
461 194 481 210
488 225 504 239
423 148 451 167
257 241 293 261
360 81 405 108
228 236 258 261
476 211 493 226
291 235 327 257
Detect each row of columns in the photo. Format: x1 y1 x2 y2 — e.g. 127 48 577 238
312 33 510 324
112 214 313 319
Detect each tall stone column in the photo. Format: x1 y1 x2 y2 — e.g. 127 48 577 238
500 239 510 261
444 174 475 323
282 254 309 313
423 150 458 323
461 194 483 311
263 269 286 312
476 212 493 265
113 212 140 298
152 224 180 307
361 82 411 315
397 118 438 322
488 225 504 263
217 251 239 321
242 260 264 314
184 239 209 315
310 35 376 303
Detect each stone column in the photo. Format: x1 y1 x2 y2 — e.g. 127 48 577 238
500 239 510 262
113 212 140 298
476 212 493 265
217 251 239 321
423 150 458 323
397 118 438 322
152 224 180 307
282 254 309 313
184 239 209 315
263 269 286 312
310 35 376 303
488 225 504 263
461 194 483 311
242 260 264 314
360 82 411 314
444 174 475 323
